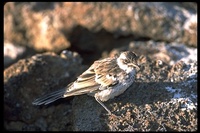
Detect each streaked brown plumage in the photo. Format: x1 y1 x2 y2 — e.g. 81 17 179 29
32 51 140 115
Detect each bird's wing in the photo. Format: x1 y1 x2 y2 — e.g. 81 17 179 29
63 60 101 97
64 57 122 97
94 58 122 87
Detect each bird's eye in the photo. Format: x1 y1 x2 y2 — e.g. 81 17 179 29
123 59 129 64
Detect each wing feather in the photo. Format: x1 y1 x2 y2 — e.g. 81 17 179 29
94 57 121 87
63 63 100 96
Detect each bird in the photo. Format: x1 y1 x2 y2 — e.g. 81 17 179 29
32 51 140 115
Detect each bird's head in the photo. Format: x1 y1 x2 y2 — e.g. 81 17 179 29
117 51 140 73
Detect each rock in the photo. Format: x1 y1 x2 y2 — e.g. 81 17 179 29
4 121 25 131
4 42 26 68
4 2 70 52
4 50 86 131
72 95 107 131
4 47 197 131
4 2 197 54
34 117 47 131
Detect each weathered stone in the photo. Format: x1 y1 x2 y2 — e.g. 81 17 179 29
4 51 86 131
4 2 197 53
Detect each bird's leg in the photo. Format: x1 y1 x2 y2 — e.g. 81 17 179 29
94 96 122 119
95 96 112 115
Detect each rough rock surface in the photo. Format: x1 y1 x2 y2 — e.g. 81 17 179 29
72 42 197 131
4 2 197 131
4 51 86 131
4 2 196 52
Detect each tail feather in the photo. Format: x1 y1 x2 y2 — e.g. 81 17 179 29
32 88 66 105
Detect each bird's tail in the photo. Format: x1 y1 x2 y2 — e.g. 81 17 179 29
32 88 66 105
